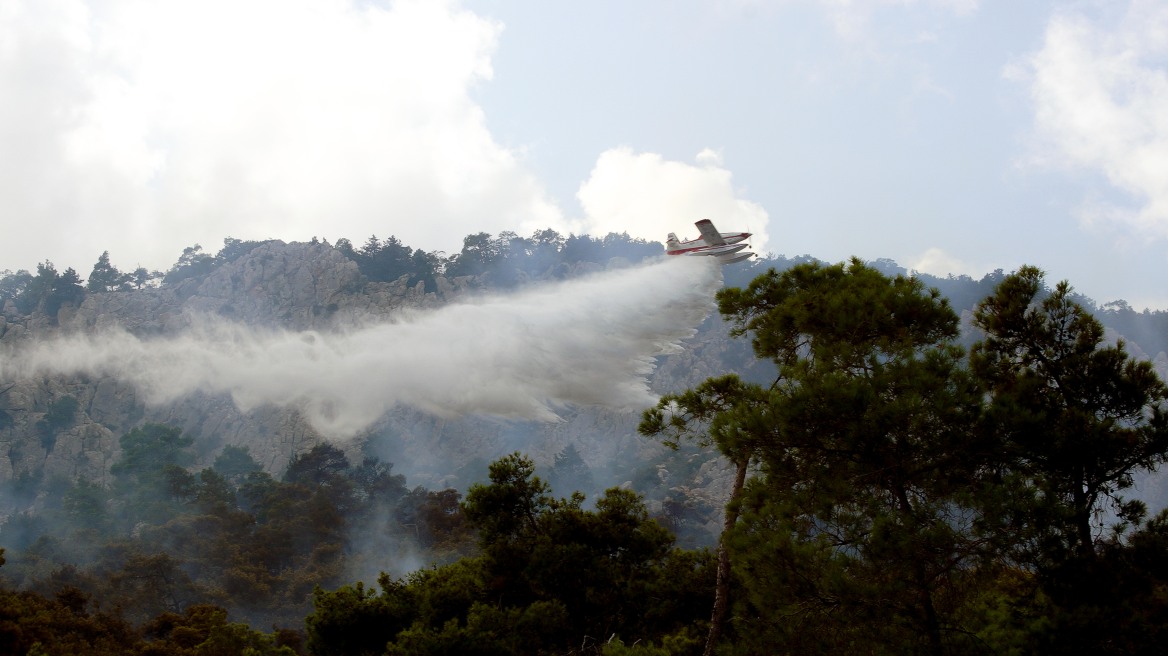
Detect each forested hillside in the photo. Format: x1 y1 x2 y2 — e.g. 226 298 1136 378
2 231 1168 654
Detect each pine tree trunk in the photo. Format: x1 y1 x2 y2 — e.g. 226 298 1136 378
894 484 943 656
1073 468 1096 561
705 457 748 656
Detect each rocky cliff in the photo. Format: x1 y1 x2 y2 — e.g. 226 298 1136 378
7 243 1162 529
0 241 749 526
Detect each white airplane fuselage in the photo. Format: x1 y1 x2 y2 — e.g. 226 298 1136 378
665 233 750 256
666 219 754 263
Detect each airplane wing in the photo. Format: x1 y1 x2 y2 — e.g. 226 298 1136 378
695 219 727 246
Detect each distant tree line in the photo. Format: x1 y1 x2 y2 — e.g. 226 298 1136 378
0 229 664 322
0 423 478 653
0 262 85 318
2 229 1167 357
336 229 663 291
306 453 714 655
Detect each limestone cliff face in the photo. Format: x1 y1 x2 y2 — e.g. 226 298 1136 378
6 244 1165 530
0 241 746 511
2 244 407 491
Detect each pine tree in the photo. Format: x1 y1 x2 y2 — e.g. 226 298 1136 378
971 266 1168 565
87 250 129 292
647 259 987 655
548 443 595 496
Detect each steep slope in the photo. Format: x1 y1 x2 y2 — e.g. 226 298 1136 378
0 241 751 519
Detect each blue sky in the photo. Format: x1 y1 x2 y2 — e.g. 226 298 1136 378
2 0 1166 308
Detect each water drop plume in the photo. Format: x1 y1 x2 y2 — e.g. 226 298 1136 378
0 257 723 438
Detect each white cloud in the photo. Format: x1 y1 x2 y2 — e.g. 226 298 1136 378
574 147 771 255
1016 1 1168 237
0 1 777 275
0 0 562 272
907 247 972 278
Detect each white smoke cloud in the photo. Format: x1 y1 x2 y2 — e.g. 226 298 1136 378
0 0 777 279
0 258 722 438
0 0 561 272
575 147 771 255
1013 1 1168 236
908 247 975 278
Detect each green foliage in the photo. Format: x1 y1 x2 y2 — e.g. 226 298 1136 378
444 232 502 279
350 456 408 505
8 248 1168 655
40 396 79 431
1 419 462 633
335 234 445 293
971 266 1168 565
394 487 473 554
547 443 596 497
966 266 1168 651
106 552 200 624
650 260 994 654
0 268 33 307
640 373 769 460
217 237 270 264
717 257 961 371
61 479 112 534
110 424 196 527
112 424 196 479
950 567 1052 655
462 452 552 545
641 259 1168 654
87 251 130 292
308 452 713 655
306 575 427 656
283 443 351 487
385 599 570 656
162 244 217 285
560 232 662 266
129 266 162 289
162 238 272 286
0 586 139 656
1096 298 1168 361
442 229 662 287
738 261 981 648
140 604 297 655
601 631 703 656
36 396 80 451
211 445 263 484
0 586 297 656
8 261 86 318
338 235 415 282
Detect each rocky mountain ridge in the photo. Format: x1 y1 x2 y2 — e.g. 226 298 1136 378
0 241 748 527
4 241 1166 529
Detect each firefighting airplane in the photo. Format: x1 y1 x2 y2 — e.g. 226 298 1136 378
666 219 754 264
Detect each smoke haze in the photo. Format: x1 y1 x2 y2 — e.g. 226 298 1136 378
0 257 721 438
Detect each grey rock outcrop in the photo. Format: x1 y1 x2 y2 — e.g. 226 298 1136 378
1 242 389 493
0 242 742 521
